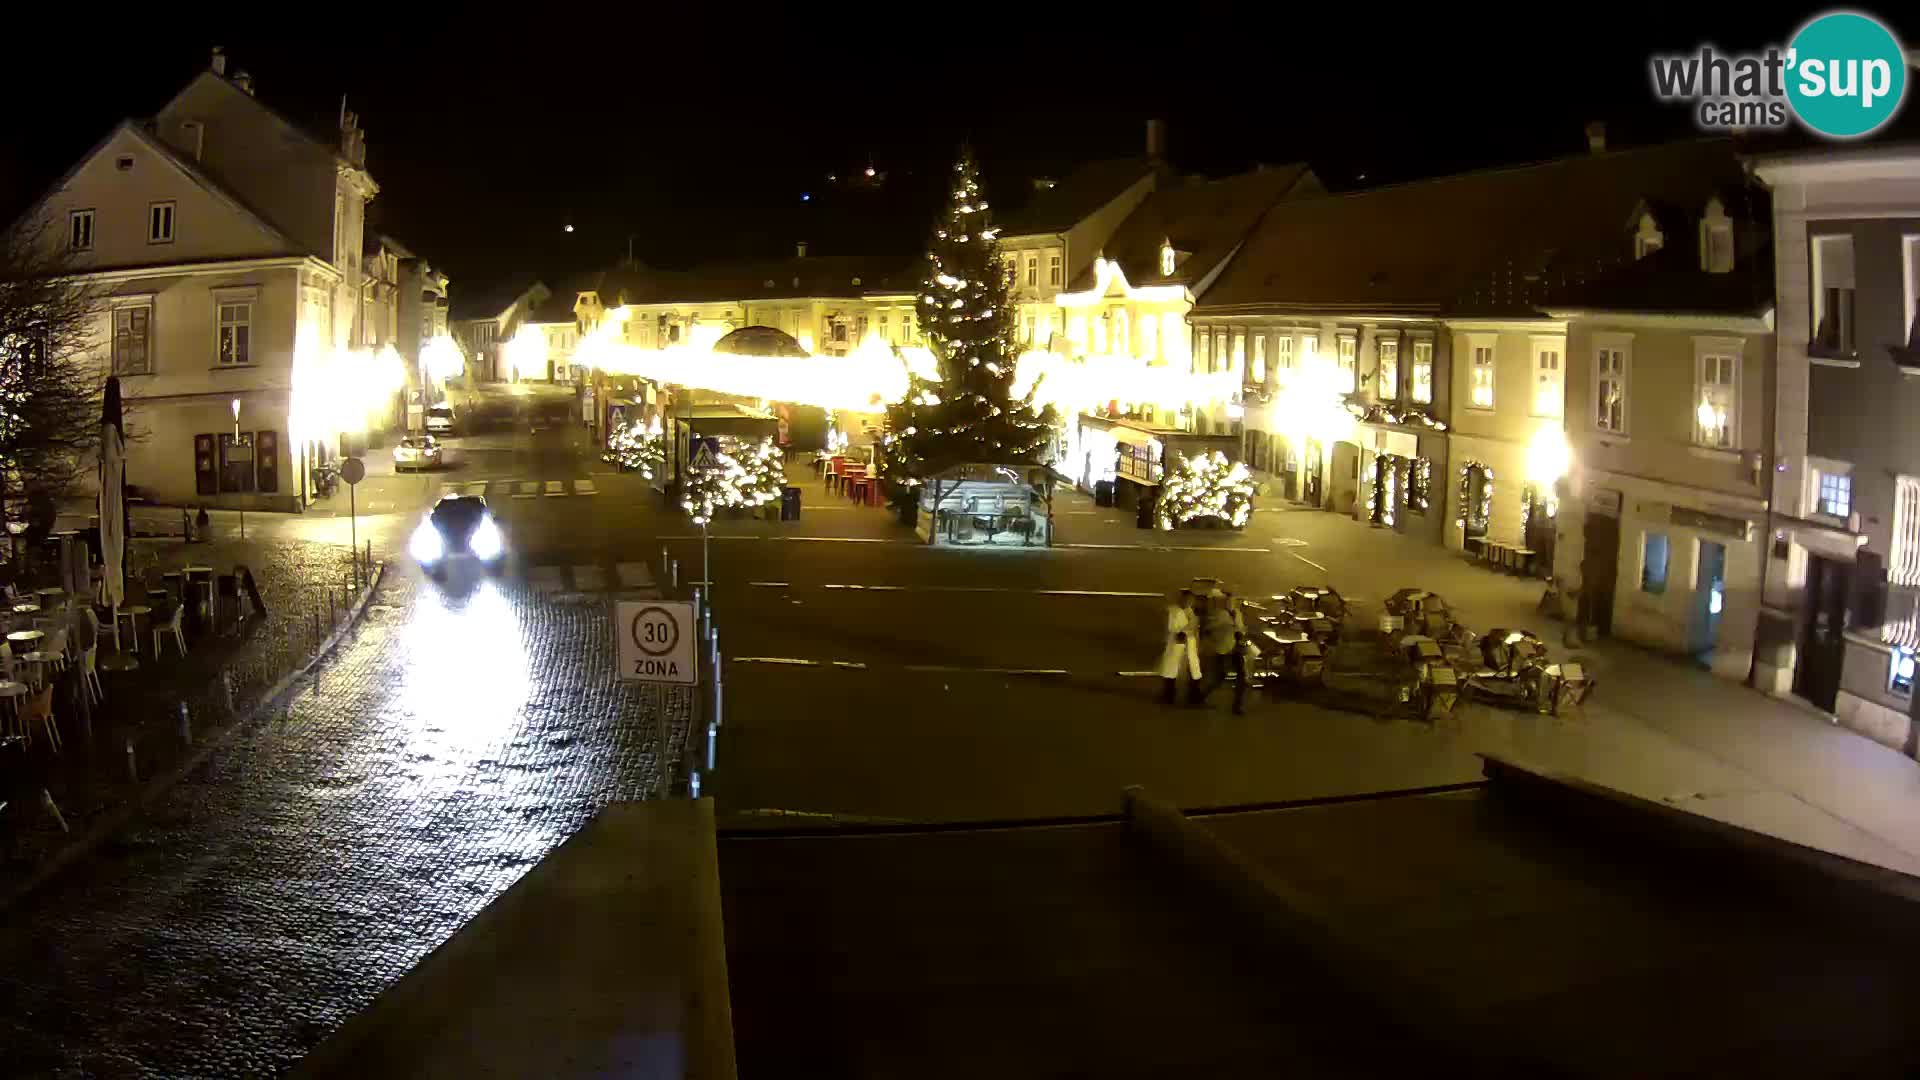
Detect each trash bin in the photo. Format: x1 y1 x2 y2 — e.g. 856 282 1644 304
1093 480 1116 507
781 485 802 522
1135 494 1156 529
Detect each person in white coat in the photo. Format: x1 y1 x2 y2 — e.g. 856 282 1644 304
1158 589 1201 704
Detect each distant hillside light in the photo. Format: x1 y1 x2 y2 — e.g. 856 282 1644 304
564 223 575 233
865 166 876 178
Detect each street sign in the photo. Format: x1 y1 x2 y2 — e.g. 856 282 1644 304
689 438 720 471
339 457 366 486
617 600 698 684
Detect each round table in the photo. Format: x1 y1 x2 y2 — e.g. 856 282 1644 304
7 629 44 646
34 587 65 602
17 651 55 687
11 603 39 616
0 679 26 735
115 605 151 656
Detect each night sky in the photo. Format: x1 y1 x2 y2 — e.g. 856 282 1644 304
3 10 1914 307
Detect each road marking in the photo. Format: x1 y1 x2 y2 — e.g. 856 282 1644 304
513 481 538 499
788 536 892 543
904 664 1070 676
615 562 655 588
573 565 606 591
823 584 907 591
528 565 564 594
575 478 597 496
1117 671 1162 677
1162 546 1270 553
1290 551 1330 574
1040 589 1159 597
733 656 820 666
747 581 790 588
544 480 566 496
1063 543 1270 553
831 660 868 669
1061 542 1135 549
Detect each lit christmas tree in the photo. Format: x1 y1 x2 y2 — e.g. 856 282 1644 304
603 417 665 478
883 148 1057 488
680 436 784 525
1155 451 1256 530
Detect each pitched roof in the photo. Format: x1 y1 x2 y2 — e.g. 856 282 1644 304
450 273 545 321
996 157 1157 237
1199 139 1759 317
1068 164 1317 295
7 119 306 258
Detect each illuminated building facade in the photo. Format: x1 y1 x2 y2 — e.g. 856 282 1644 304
20 51 391 510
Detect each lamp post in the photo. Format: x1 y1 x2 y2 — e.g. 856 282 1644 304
231 398 245 541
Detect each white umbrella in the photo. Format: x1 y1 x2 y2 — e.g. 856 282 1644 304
99 378 125 645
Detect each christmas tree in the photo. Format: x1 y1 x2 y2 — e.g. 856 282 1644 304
680 436 784 525
1155 451 1256 530
883 148 1057 488
604 417 665 478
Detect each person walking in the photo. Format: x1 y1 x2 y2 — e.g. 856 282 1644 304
1200 590 1249 714
1157 589 1200 704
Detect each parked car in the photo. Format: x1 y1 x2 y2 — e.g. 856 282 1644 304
393 435 444 472
425 405 456 435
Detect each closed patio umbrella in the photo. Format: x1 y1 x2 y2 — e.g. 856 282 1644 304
98 377 129 667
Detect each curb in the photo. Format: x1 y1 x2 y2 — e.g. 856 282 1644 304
0 561 388 915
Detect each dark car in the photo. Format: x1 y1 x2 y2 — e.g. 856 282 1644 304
410 494 505 572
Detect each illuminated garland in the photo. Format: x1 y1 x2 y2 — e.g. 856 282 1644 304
680 436 784 525
1409 457 1432 512
1155 450 1255 530
1455 460 1493 532
1367 455 1399 528
603 418 665 479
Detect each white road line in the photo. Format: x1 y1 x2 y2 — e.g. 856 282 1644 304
544 479 566 496
1290 551 1330 574
823 584 906 591
575 478 597 495
573 565 607 591
747 583 1156 598
1117 671 1161 677
1039 589 1159 597
903 664 1070 676
512 480 538 499
1061 543 1135 549
615 562 655 588
1062 542 1270 553
747 581 790 587
1160 546 1271 553
528 565 563 593
831 660 868 669
788 536 893 543
733 657 820 666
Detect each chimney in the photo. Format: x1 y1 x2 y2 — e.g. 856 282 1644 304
1146 118 1167 161
796 241 808 258
233 70 254 96
1585 120 1606 154
210 47 227 76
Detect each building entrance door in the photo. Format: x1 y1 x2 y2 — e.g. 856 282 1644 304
1580 510 1620 636
1796 555 1850 711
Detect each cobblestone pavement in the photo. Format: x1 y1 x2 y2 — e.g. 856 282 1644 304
0 568 684 1077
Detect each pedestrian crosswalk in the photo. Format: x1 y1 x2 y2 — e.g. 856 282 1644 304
444 477 601 500
504 560 659 599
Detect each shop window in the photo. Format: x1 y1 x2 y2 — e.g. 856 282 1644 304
1641 532 1670 594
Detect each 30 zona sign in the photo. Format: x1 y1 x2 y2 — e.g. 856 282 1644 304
616 600 698 684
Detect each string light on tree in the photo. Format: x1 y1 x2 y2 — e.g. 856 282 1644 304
1155 451 1255 530
680 435 785 525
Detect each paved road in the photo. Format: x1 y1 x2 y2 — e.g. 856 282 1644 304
0 512 685 1077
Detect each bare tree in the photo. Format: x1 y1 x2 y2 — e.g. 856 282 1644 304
0 217 106 534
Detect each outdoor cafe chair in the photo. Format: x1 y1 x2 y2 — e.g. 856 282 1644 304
80 643 102 703
19 684 57 753
154 605 187 659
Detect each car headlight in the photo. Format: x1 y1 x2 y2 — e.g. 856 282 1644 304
469 516 504 561
409 521 445 563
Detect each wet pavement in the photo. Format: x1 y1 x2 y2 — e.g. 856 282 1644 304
0 568 686 1078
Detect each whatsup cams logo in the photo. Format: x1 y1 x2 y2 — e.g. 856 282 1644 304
1650 10 1908 139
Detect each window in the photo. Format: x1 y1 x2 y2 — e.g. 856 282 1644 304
1160 242 1176 277
218 302 252 365
1595 340 1628 433
1095 313 1110 353
1114 310 1129 355
879 314 890 341
1275 333 1295 373
1376 338 1399 399
1811 233 1856 355
1893 648 1915 696
1818 471 1852 518
1003 257 1017 285
1530 339 1563 417
1048 253 1062 286
148 201 175 244
1634 212 1663 259
1641 532 1670 594
112 304 151 375
1469 340 1495 408
1213 330 1228 374
1252 335 1267 385
1140 314 1158 359
1694 343 1739 449
1893 476 1920 590
1705 224 1733 273
1195 330 1211 372
1335 333 1356 392
68 209 94 251
1026 256 1038 287
1231 330 1245 375
1023 315 1034 344
1301 333 1319 367
1410 340 1433 404
1408 457 1432 512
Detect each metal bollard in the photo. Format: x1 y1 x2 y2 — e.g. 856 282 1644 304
692 587 702 631
125 738 137 783
671 559 679 590
706 720 718 771
689 771 702 799
178 701 191 744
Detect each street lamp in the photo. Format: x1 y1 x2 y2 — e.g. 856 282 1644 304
231 398 245 540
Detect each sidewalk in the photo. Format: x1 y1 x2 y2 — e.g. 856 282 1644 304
1259 503 1920 877
0 533 376 896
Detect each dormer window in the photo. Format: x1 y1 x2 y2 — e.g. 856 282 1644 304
1700 197 1734 274
1633 212 1664 260
1159 241 1176 277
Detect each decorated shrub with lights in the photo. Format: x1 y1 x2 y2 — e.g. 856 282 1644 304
680 436 785 525
604 418 665 478
883 148 1057 491
1155 450 1255 530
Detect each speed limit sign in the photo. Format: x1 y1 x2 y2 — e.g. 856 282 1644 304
616 600 698 684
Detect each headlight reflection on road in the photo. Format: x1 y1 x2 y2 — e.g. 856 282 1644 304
399 577 530 774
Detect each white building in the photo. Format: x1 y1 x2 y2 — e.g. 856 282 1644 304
16 50 384 509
